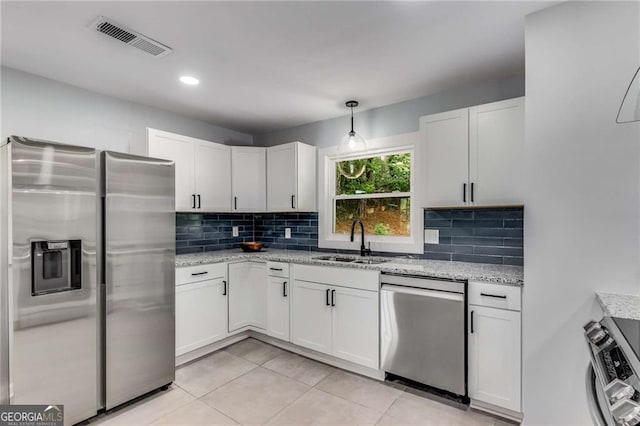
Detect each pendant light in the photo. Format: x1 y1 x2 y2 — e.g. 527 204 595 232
617 66 640 124
337 100 368 179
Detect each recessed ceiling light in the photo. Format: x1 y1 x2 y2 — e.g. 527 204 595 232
179 76 199 86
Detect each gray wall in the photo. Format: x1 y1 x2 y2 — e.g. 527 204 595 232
253 74 525 147
524 2 640 424
1 66 253 155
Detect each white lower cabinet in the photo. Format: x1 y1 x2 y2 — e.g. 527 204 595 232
331 286 379 368
266 276 290 341
175 264 228 357
468 283 522 414
291 280 333 354
291 265 379 369
228 262 267 332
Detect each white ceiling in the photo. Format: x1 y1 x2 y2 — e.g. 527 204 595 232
0 1 554 135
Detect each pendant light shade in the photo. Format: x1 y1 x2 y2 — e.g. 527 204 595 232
337 100 368 179
617 66 640 124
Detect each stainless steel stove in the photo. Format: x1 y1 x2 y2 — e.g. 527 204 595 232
585 316 640 425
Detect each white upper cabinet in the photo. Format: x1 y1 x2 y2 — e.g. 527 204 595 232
469 98 525 206
147 129 196 211
420 97 524 208
195 141 232 211
232 147 267 212
267 142 316 212
147 128 231 212
422 108 470 208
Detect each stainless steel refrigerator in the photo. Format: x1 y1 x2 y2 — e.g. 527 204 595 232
0 136 175 425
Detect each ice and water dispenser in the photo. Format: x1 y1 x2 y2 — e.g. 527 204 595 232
31 240 82 296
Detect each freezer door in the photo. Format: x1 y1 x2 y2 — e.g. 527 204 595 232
8 137 99 425
103 151 175 410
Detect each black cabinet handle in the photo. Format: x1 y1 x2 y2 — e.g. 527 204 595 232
283 281 287 297
197 194 201 209
470 310 475 334
191 271 208 276
234 196 237 210
270 267 283 272
192 194 196 209
471 182 475 203
463 183 466 203
480 292 507 299
291 195 295 209
326 289 330 306
331 289 336 307
223 280 227 296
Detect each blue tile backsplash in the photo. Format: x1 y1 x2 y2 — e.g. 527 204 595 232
176 207 523 266
423 208 524 266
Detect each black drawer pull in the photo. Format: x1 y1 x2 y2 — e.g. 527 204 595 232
191 271 208 276
270 268 283 271
480 292 507 299
470 310 475 334
283 281 287 297
223 280 227 296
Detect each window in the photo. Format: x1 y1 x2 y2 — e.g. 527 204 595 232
334 153 411 236
318 132 424 254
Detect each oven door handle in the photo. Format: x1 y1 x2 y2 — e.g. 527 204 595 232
585 364 610 426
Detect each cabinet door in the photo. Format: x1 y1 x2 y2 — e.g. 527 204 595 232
147 129 195 211
249 263 267 330
295 143 316 211
291 280 332 355
267 144 297 212
267 276 290 341
176 279 228 356
421 109 470 208
195 141 231 211
228 262 253 332
469 97 524 206
231 147 266 211
468 305 521 412
331 286 379 369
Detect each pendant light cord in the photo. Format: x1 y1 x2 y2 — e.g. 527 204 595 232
350 105 355 135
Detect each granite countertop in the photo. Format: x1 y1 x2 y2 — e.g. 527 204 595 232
596 292 640 320
176 249 524 286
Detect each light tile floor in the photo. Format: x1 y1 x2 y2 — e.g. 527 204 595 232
90 338 514 426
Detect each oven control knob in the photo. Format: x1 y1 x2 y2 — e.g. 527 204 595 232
616 405 640 426
584 320 602 333
611 385 636 404
588 328 609 345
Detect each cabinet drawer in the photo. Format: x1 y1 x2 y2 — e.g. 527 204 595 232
267 262 289 278
468 281 521 311
177 263 227 286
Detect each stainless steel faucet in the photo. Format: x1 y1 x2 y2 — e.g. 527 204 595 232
350 219 371 257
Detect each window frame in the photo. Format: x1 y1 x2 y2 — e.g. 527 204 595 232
318 132 424 254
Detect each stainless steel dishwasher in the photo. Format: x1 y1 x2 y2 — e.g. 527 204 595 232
380 272 466 396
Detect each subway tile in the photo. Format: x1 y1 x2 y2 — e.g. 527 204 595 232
452 254 503 264
177 246 203 255
504 219 524 229
422 252 452 261
474 209 523 219
474 228 523 238
452 219 503 228
503 238 524 247
424 244 473 254
474 246 524 257
438 227 474 237
503 256 524 266
451 236 503 246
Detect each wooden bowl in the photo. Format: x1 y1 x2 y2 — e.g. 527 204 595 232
240 242 264 252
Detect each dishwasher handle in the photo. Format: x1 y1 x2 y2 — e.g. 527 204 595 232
380 284 464 302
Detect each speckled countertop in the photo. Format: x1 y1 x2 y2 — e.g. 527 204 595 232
176 249 524 286
596 292 640 320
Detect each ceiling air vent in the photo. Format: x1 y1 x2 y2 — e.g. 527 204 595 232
91 16 172 57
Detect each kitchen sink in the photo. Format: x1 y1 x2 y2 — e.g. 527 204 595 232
312 255 388 265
